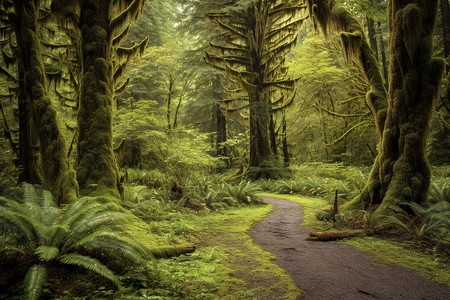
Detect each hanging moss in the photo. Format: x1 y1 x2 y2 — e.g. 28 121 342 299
15 0 78 204
306 0 387 211
374 0 444 215
309 0 444 215
306 0 387 137
77 0 145 199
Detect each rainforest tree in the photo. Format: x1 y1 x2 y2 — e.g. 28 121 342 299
5 0 78 204
205 0 307 178
307 0 444 214
51 0 148 197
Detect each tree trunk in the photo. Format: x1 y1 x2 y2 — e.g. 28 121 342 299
215 103 227 157
269 113 278 156
307 0 443 214
374 0 444 214
282 112 289 166
17 64 40 184
366 16 379 60
14 0 78 204
77 0 120 197
249 94 271 170
377 21 389 85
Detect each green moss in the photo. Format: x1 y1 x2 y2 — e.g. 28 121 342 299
344 237 450 286
16 0 78 204
125 204 302 299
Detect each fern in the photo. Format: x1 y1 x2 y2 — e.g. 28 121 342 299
34 245 59 261
382 201 450 244
0 183 152 299
59 254 121 287
22 264 47 300
219 181 263 206
428 180 450 203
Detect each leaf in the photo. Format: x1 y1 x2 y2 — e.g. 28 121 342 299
59 254 121 287
23 264 47 300
35 245 59 261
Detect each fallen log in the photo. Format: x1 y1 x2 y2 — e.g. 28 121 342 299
308 230 375 241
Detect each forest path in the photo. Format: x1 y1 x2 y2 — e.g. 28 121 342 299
250 196 450 300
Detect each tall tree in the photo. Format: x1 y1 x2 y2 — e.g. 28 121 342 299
307 0 444 214
52 0 147 197
6 0 78 204
205 0 306 178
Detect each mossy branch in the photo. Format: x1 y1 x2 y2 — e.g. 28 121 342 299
0 64 17 81
114 37 148 82
112 26 130 48
325 120 372 146
114 78 130 97
109 0 145 40
306 0 387 137
314 102 367 118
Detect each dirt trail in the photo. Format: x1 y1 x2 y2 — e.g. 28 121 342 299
250 197 450 300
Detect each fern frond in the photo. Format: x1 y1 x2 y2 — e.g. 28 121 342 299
0 209 39 253
79 236 150 265
70 210 133 236
35 245 59 261
59 254 120 287
23 264 47 300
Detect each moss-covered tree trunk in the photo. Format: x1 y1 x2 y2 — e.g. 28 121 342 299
248 2 272 175
282 111 289 166
374 0 444 213
77 0 121 197
249 94 271 169
269 113 278 156
308 0 444 214
17 63 40 184
13 0 78 204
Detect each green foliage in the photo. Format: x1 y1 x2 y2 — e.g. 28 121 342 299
337 0 386 21
218 181 263 206
428 180 450 203
125 168 164 188
381 202 450 246
286 31 377 164
23 264 47 300
0 184 151 299
246 157 290 180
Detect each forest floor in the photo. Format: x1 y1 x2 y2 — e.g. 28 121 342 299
249 196 450 300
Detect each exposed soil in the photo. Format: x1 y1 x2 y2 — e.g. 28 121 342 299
250 197 450 300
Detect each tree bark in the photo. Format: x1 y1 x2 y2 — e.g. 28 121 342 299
17 64 40 184
282 112 289 167
366 16 379 60
14 0 78 204
77 0 120 197
249 94 271 170
269 113 278 156
374 0 444 214
215 104 227 157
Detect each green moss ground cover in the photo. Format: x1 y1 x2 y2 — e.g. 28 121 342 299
125 204 302 299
